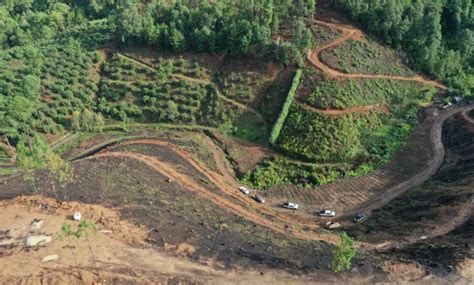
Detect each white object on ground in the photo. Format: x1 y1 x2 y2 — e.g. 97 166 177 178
30 219 44 231
73 212 82 221
41 254 59 262
25 235 52 247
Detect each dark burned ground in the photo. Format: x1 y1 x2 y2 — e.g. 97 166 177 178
111 143 212 182
347 115 474 276
386 219 473 278
0 142 388 280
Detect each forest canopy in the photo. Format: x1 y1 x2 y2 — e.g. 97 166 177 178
335 0 474 95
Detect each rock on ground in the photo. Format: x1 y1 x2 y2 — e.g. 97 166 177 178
41 254 59 263
25 235 52 247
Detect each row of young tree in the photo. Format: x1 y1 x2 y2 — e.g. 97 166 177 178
335 0 474 95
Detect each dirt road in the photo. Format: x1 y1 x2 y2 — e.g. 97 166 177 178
86 150 345 247
307 20 448 90
77 103 473 249
298 101 390 116
343 105 474 218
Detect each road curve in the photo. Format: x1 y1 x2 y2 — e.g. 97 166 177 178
72 105 473 250
82 150 345 247
307 20 448 90
344 104 474 217
461 107 474 126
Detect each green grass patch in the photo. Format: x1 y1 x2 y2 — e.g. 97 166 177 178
299 69 435 110
60 220 96 238
321 38 415 77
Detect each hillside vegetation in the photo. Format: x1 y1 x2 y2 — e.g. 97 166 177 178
320 38 415 77
0 0 455 191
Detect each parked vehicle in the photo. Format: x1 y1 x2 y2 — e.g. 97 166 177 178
441 102 452 109
253 194 265 203
353 212 366 223
325 221 341 230
283 202 299 210
239 186 250 195
319 209 336 217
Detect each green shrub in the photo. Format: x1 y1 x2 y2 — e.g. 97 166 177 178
331 232 356 272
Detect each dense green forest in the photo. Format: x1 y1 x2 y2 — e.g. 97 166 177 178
112 0 315 56
335 0 474 96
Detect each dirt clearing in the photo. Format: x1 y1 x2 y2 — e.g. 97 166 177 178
0 196 347 284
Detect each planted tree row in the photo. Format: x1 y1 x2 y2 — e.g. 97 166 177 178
269 69 302 144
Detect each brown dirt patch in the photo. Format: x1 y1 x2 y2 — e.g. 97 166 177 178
382 261 427 282
210 132 269 175
0 195 341 285
456 258 474 280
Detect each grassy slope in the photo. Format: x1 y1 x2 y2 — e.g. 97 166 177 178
298 68 434 110
320 38 415 76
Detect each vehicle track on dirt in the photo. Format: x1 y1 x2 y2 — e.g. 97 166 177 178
84 150 346 248
71 102 470 250
307 20 448 90
104 139 327 230
342 105 474 218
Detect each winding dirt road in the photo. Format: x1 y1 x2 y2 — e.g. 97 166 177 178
344 105 474 217
74 102 473 250
307 20 448 90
